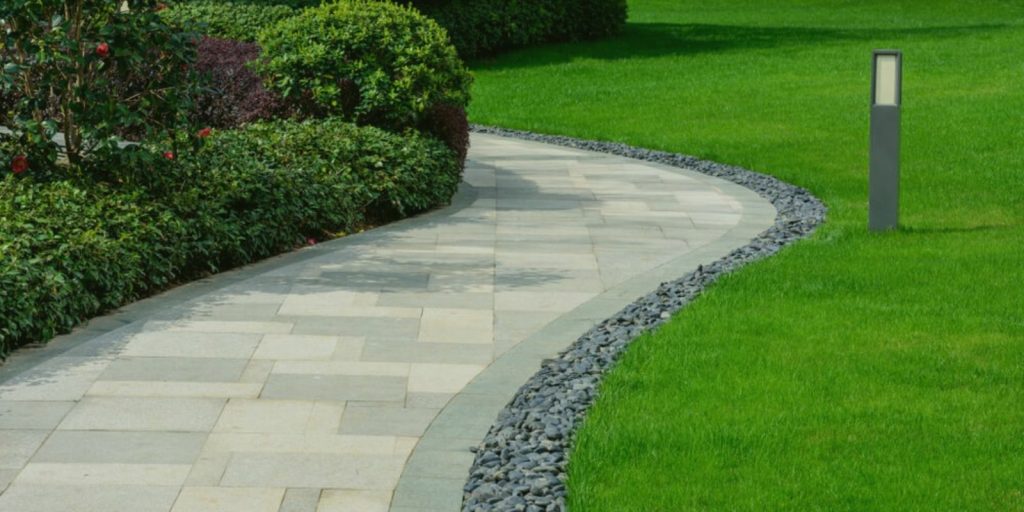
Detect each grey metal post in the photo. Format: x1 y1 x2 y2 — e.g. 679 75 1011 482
869 50 902 231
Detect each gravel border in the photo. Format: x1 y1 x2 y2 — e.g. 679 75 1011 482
462 125 827 512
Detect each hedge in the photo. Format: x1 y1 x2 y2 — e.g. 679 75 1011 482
160 0 298 41
164 0 627 58
0 119 460 358
406 0 628 58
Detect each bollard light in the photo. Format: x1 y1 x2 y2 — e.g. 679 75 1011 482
869 50 902 231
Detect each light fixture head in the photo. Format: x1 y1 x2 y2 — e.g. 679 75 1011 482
872 50 902 107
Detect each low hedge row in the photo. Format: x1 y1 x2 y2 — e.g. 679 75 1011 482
406 0 628 57
163 0 627 58
0 119 460 357
159 0 297 42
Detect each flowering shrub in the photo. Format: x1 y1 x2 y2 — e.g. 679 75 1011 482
256 0 472 132
0 0 200 173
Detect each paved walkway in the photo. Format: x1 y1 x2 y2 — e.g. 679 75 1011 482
0 133 774 512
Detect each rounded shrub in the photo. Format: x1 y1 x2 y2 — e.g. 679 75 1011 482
256 0 472 132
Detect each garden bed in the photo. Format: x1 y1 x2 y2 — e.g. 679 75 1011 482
0 0 471 357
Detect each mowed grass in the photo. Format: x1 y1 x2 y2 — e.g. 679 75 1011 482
468 1 1024 510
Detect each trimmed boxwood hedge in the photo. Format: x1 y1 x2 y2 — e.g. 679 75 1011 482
406 0 628 57
160 0 298 42
0 119 460 358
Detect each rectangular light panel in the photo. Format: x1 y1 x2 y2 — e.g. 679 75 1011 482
874 54 899 106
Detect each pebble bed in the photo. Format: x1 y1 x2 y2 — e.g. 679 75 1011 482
462 125 828 512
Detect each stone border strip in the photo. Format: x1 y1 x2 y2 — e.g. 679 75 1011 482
455 126 827 511
388 128 814 511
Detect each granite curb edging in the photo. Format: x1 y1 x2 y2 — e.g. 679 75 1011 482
459 126 827 511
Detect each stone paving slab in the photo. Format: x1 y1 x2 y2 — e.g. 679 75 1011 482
0 133 774 511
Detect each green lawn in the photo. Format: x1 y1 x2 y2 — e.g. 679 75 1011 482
468 1 1024 510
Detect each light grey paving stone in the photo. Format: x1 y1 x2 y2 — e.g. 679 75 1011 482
494 291 595 312
405 392 454 409
121 332 261 359
402 447 475 479
493 310 562 336
316 271 429 291
0 484 181 512
276 289 380 317
290 317 420 339
390 476 464 511
153 320 293 335
278 488 321 512
32 431 206 464
219 452 406 489
492 241 595 254
59 328 137 358
184 302 283 321
338 405 439 437
494 269 605 293
98 357 248 382
418 309 493 344
408 364 484 395
183 451 230 486
0 401 74 430
171 486 285 512
261 374 407 402
15 462 191 486
0 468 17 492
411 433 481 453
318 489 392 512
214 399 316 434
58 397 225 431
375 292 494 310
360 340 493 365
86 380 263 399
0 357 110 401
0 430 48 468
424 276 492 293
240 360 274 384
495 252 598 270
252 334 347 361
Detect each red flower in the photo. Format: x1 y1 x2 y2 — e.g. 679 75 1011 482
96 42 110 58
10 155 28 174
307 238 317 246
197 127 212 138
163 151 175 160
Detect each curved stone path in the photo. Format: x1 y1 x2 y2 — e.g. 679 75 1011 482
0 133 774 512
